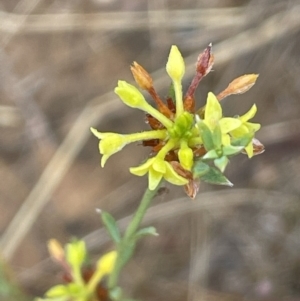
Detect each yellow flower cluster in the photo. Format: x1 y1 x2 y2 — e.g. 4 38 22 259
91 45 263 196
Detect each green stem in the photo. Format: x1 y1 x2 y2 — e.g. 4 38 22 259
108 181 162 290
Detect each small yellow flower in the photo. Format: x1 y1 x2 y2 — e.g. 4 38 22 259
91 127 167 167
202 92 241 146
204 92 222 130
130 157 188 190
91 129 128 167
230 104 261 157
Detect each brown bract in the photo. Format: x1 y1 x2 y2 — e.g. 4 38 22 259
217 74 259 101
184 44 214 113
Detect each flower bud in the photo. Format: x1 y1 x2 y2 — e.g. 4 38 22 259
131 61 153 90
115 80 148 109
178 144 194 171
66 240 86 268
166 45 185 82
48 239 65 262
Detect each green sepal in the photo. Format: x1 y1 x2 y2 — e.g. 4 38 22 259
135 227 158 239
198 121 214 150
200 167 233 186
203 149 218 160
222 145 244 156
231 133 253 147
214 156 229 172
101 211 121 244
192 160 210 178
212 124 222 149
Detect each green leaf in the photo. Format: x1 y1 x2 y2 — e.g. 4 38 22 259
203 149 218 160
198 121 214 150
222 145 244 156
212 124 222 149
192 161 210 178
135 227 158 239
101 211 121 244
200 167 233 186
231 133 253 147
214 156 229 172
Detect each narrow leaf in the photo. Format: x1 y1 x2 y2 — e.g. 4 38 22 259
201 167 233 186
212 125 222 149
101 211 121 244
198 121 214 151
231 133 253 147
214 156 229 173
135 227 158 239
193 160 210 178
222 145 244 156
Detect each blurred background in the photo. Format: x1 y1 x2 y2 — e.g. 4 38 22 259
1 0 300 300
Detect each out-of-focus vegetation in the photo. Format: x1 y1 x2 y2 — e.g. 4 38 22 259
0 257 29 301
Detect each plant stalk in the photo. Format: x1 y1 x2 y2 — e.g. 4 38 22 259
108 181 162 290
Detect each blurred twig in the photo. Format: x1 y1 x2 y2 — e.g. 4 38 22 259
0 8 249 33
1 0 41 46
